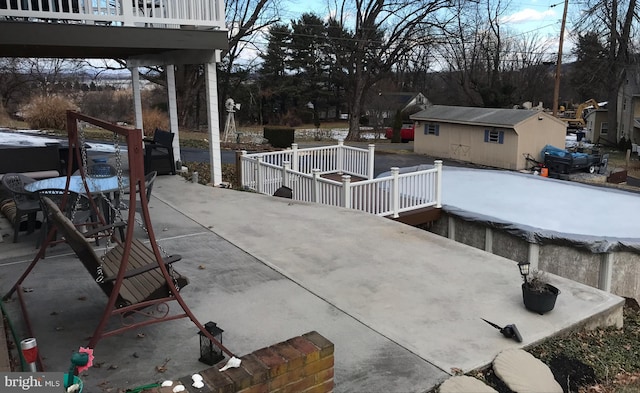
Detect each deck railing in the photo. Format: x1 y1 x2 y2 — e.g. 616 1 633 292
240 142 442 218
243 141 375 179
0 0 225 28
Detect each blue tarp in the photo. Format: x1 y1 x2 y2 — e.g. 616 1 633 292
542 144 588 160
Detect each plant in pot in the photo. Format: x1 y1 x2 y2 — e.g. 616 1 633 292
518 262 560 314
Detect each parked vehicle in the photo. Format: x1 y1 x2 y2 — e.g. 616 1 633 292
385 123 415 143
542 144 603 174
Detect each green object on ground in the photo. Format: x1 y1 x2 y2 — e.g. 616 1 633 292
63 374 83 392
126 383 161 393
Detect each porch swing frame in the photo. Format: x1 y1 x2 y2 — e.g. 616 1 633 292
3 111 234 366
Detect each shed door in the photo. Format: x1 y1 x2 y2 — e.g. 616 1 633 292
449 129 471 160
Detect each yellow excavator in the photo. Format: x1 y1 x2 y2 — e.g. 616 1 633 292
557 99 599 129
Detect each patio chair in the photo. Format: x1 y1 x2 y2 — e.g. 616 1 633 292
144 129 175 175
118 170 157 211
1 173 42 243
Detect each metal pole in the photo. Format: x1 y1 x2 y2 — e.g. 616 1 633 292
552 0 569 117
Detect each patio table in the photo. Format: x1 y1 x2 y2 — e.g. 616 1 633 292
25 175 129 194
25 175 130 224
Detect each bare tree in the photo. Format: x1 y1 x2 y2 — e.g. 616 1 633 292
101 0 280 129
329 0 452 140
25 58 85 95
574 0 639 141
219 0 280 114
0 58 31 113
434 0 486 106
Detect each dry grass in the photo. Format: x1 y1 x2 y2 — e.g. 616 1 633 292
21 95 78 130
142 108 169 137
603 148 640 178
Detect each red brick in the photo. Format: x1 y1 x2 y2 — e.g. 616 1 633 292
240 354 269 385
315 367 334 384
281 374 316 393
223 363 253 390
200 367 235 393
268 366 304 390
271 342 304 370
303 379 334 393
302 356 334 376
286 336 320 364
302 332 334 358
236 384 269 393
254 347 287 378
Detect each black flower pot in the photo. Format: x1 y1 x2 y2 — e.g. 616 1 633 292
522 283 559 314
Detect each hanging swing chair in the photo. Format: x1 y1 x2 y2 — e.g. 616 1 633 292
3 111 236 369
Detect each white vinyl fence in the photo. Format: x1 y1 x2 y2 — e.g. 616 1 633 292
241 142 442 218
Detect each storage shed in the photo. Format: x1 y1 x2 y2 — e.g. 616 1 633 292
410 105 566 170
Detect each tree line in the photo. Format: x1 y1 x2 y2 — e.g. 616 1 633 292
153 0 640 140
0 0 637 141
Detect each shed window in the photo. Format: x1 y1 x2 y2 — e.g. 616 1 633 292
484 129 504 144
600 122 608 135
424 123 439 136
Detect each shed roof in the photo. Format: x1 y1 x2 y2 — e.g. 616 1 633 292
410 105 544 128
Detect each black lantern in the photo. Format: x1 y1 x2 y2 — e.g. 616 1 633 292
518 261 531 282
198 321 224 366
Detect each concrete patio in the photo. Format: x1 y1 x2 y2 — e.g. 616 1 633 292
0 175 625 392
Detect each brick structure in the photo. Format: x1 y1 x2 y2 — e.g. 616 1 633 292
144 331 334 393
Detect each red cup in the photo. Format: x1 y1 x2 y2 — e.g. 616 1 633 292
20 338 38 370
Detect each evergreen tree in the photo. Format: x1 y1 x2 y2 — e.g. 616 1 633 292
289 13 330 124
569 32 609 101
258 23 293 124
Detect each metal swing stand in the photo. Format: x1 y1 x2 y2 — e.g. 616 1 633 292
3 111 236 370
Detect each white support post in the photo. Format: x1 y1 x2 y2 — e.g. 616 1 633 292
434 160 443 208
447 216 456 240
283 161 290 188
255 156 263 193
599 253 613 292
341 174 351 209
166 64 181 169
291 143 299 172
337 139 344 174
240 150 247 188
130 67 143 133
391 167 400 218
367 144 375 179
204 62 222 185
484 227 493 253
312 169 320 203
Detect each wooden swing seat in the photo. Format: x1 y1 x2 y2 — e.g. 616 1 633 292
43 197 189 308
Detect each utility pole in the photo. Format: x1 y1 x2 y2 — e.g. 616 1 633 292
552 0 569 116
